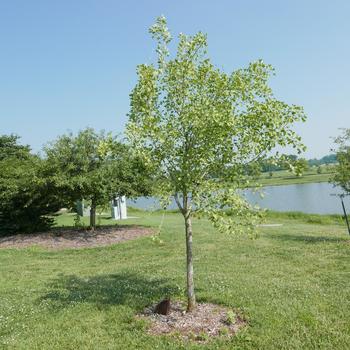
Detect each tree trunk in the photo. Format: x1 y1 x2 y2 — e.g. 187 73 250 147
90 200 96 230
184 213 196 312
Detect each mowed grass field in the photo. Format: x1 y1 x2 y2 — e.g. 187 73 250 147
0 209 349 349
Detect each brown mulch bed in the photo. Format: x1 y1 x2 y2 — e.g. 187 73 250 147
0 225 153 249
138 300 246 343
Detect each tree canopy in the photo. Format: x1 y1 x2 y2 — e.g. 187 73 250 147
45 128 150 228
0 134 31 161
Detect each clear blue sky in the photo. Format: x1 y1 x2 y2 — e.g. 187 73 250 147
1 0 349 158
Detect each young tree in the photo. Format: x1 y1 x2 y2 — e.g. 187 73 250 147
45 128 150 229
332 128 350 193
127 17 306 311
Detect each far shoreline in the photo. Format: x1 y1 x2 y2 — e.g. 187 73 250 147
251 170 333 187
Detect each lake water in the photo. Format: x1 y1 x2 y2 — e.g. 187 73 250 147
128 182 350 215
244 182 349 214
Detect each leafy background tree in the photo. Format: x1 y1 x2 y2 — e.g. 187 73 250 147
127 16 306 311
0 135 61 235
0 135 31 160
332 128 350 193
245 162 262 179
45 128 150 229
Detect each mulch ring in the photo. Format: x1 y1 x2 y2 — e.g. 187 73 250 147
0 225 153 249
138 300 246 343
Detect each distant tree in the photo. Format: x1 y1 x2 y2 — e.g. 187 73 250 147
308 154 337 167
321 154 337 164
260 154 301 173
0 135 61 235
332 129 350 193
261 154 336 173
259 157 285 173
246 162 262 179
317 165 322 174
45 128 150 229
127 16 306 311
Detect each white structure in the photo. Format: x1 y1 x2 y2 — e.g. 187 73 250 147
111 196 127 220
76 200 90 217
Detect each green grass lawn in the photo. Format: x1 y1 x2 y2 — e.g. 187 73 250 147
0 209 349 349
255 167 334 187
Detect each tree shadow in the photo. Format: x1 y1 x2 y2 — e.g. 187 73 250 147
40 272 182 310
268 233 347 244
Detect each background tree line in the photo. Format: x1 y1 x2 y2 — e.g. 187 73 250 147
258 154 337 173
0 129 346 237
0 130 345 237
243 154 337 179
0 129 150 235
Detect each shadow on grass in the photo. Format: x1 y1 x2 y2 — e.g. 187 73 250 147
40 272 182 310
268 233 347 243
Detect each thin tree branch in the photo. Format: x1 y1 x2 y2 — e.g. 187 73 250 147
174 192 184 212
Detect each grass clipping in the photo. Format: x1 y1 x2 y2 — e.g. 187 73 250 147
138 300 246 343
